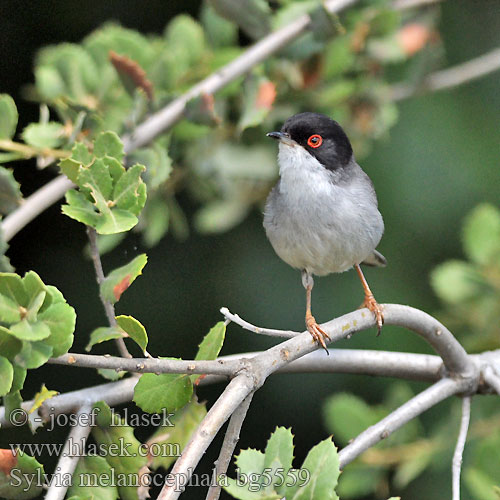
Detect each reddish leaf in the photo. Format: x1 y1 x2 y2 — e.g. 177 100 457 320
256 81 276 110
113 275 131 301
109 50 154 100
0 449 17 475
397 24 432 56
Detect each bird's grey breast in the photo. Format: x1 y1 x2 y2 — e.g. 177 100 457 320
263 144 384 275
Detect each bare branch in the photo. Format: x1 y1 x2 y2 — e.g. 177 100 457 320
205 393 254 500
221 307 300 338
452 396 471 500
483 365 500 395
393 0 443 8
86 227 131 358
2 175 74 242
50 352 240 376
158 375 256 500
392 46 500 101
44 404 93 500
338 378 470 468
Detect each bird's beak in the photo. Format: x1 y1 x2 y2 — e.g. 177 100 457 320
266 131 295 146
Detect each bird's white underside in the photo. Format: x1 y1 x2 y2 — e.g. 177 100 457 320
263 142 384 276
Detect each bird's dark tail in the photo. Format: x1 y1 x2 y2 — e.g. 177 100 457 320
361 249 387 267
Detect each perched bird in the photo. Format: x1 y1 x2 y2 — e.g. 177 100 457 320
264 112 386 351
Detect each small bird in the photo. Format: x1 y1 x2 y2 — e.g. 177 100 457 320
264 112 386 351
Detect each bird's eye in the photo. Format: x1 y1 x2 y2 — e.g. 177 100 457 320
307 134 323 148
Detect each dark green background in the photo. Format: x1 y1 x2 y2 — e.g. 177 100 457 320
1 1 499 499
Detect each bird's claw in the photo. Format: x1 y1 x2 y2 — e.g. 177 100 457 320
306 315 330 354
360 294 384 335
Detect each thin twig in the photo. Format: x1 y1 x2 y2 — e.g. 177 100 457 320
392 46 500 101
221 307 300 338
44 404 93 500
86 227 131 358
338 378 470 468
452 396 471 500
205 393 254 500
0 139 71 160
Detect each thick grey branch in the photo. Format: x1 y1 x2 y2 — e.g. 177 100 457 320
338 378 470 468
44 404 93 500
158 375 256 500
452 396 471 500
205 393 254 500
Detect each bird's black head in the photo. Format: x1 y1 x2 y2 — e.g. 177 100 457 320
267 112 353 170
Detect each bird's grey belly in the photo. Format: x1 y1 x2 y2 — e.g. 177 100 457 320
263 187 383 276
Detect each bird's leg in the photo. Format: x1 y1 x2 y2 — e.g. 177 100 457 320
354 264 384 335
302 270 330 353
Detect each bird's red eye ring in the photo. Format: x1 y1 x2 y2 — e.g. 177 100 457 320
307 134 323 148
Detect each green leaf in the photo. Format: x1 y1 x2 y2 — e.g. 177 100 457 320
68 455 119 500
100 254 148 304
195 199 249 234
133 372 193 413
92 402 148 500
209 0 271 40
35 66 66 100
223 481 280 500
201 3 238 48
112 164 146 213
430 260 484 304
0 356 14 396
462 203 500 265
0 293 21 323
10 319 51 341
98 368 126 381
29 384 58 413
464 468 499 500
26 291 46 322
336 464 382 499
165 15 206 65
86 326 124 352
149 398 207 470
0 327 22 359
62 189 100 227
235 449 266 476
141 197 169 247
263 427 294 495
0 450 44 499
15 341 53 369
116 315 148 353
287 437 340 500
23 271 47 309
195 321 226 361
38 301 76 356
59 157 82 184
0 273 26 305
79 157 113 200
21 122 64 149
72 142 93 165
0 95 18 139
10 365 27 392
94 131 124 161
322 393 382 446
0 167 22 215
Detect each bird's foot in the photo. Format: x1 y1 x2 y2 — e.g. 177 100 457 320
360 294 384 335
306 314 330 354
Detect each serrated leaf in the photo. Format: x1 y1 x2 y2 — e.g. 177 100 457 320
15 341 53 369
92 401 148 500
133 372 193 413
195 321 226 361
149 398 207 470
116 315 148 353
264 427 294 495
235 449 266 476
223 480 280 500
68 455 119 500
0 326 22 359
21 122 64 149
462 203 500 265
430 260 484 304
323 393 382 446
112 164 146 212
86 326 124 352
79 157 113 200
29 384 58 413
94 131 124 161
0 356 14 396
288 438 340 500
0 167 22 215
0 450 44 499
101 254 147 304
72 142 93 165
38 301 76 356
0 95 18 139
59 158 82 184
